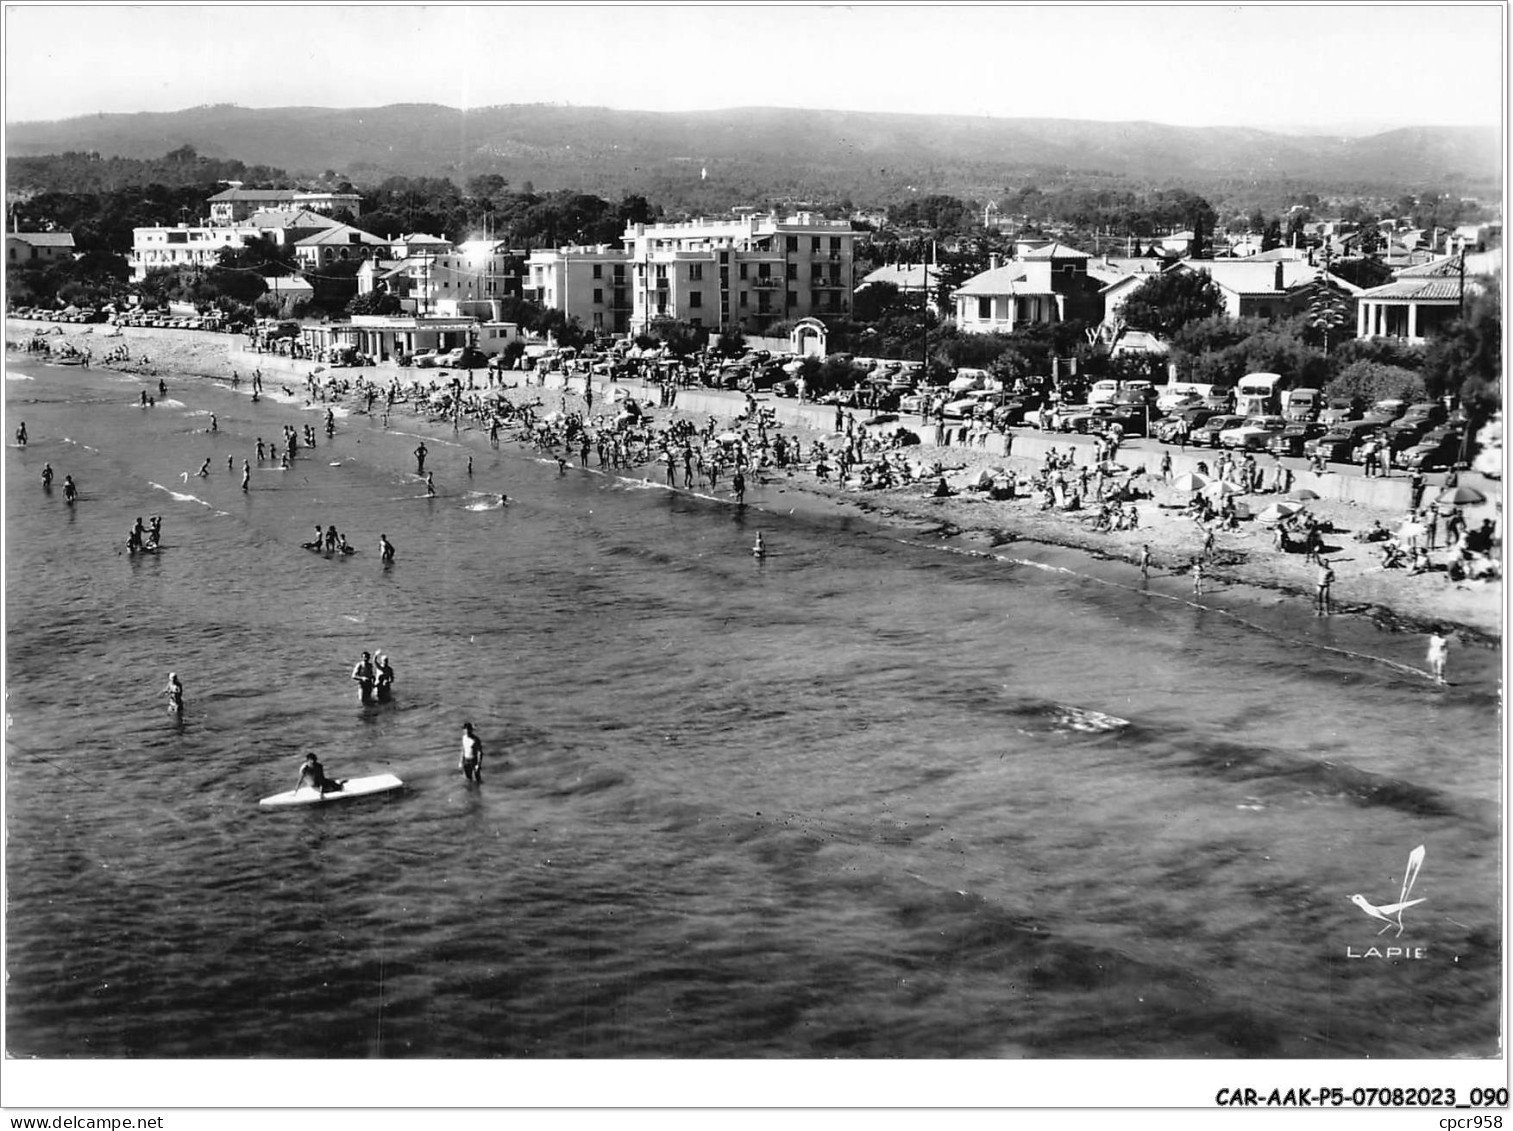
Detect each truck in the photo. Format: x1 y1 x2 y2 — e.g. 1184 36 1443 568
1283 387 1321 421
1235 372 1288 416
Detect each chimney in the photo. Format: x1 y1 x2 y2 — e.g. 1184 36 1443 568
1275 262 1284 292
989 254 1001 270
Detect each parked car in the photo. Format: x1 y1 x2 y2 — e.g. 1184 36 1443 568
440 346 489 369
1362 398 1409 425
1201 386 1235 412
1266 421 1327 457
1397 429 1465 471
1089 403 1148 436
1048 403 1097 432
1154 406 1217 442
1191 414 1248 447
1219 414 1288 450
1304 421 1384 464
1385 415 1437 450
1317 398 1360 426
411 349 443 368
942 395 985 420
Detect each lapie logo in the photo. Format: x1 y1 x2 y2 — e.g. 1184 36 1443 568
1346 845 1428 960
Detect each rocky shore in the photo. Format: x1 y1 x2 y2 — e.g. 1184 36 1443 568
7 318 1502 644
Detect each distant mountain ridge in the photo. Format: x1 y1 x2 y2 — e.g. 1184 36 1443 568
6 103 1500 203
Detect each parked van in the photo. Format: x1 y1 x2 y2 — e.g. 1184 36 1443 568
1236 372 1288 416
1283 387 1321 421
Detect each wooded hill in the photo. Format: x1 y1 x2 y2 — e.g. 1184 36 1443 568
7 103 1500 213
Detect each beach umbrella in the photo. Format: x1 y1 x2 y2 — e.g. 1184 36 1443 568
1171 471 1209 492
1204 479 1245 498
1257 502 1302 524
1437 485 1487 506
716 431 740 443
1285 488 1321 502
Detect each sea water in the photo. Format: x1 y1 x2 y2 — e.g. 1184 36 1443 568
4 357 1501 1058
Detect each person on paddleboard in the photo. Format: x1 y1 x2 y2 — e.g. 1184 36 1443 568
460 722 483 783
296 753 342 795
351 651 376 703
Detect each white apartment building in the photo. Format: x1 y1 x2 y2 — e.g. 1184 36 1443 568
525 245 634 335
128 225 261 281
525 212 856 335
621 212 855 332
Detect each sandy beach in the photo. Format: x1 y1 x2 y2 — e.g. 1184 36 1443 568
8 318 1502 645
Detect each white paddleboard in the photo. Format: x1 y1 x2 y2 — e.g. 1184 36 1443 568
259 772 403 809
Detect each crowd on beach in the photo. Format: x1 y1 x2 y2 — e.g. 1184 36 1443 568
7 315 1500 679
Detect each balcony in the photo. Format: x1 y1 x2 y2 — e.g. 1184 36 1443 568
751 277 782 289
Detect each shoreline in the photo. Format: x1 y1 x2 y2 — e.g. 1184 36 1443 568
6 319 1502 645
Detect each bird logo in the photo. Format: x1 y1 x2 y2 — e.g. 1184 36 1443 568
1350 845 1426 937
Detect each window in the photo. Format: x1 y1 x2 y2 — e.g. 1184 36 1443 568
785 236 798 252
739 263 749 279
688 264 703 281
593 288 604 304
758 263 771 279
978 297 992 319
811 236 821 252
655 264 668 279
613 264 625 280
787 263 798 280
689 292 702 308
830 236 841 252
592 264 603 279
787 291 798 307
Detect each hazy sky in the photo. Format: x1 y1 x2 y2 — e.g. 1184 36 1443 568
2 3 1506 132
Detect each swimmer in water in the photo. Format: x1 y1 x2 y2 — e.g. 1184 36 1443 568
210 414 217 432
16 421 27 446
752 532 766 558
62 475 78 504
197 459 211 478
41 463 53 488
241 460 250 491
425 472 436 498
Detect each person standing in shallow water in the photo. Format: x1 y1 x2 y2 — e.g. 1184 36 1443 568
351 651 376 703
161 671 184 715
1314 559 1334 616
414 442 428 474
460 722 483 782
379 534 395 564
1427 632 1449 684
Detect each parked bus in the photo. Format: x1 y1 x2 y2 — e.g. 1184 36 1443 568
1236 372 1289 416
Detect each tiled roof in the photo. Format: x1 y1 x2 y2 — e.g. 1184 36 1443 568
1358 279 1465 301
10 231 76 246
295 224 388 247
246 208 341 231
208 188 298 203
861 263 933 289
1022 242 1090 260
1180 258 1320 294
1395 255 1464 278
952 265 1053 296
